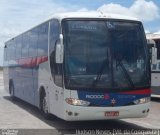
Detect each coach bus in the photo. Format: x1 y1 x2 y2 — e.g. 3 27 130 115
3 12 151 121
147 34 160 97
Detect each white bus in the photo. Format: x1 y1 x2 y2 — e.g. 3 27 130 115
147 34 160 98
3 12 151 121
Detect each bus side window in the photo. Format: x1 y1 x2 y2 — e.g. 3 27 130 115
29 29 38 57
9 40 16 61
37 23 48 56
49 19 62 87
16 36 22 59
22 33 29 58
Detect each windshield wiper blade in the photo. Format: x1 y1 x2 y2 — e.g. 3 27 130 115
116 60 135 88
92 59 108 88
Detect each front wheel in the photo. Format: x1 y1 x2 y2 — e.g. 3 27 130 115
40 93 53 120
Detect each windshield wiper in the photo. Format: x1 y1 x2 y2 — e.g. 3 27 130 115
92 59 108 88
116 59 135 88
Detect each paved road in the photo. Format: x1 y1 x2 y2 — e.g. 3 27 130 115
0 71 160 135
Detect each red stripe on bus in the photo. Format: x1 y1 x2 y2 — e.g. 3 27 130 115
18 56 48 67
120 89 151 95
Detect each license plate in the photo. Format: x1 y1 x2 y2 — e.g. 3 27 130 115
105 111 119 117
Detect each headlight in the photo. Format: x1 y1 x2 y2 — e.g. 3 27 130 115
65 98 90 106
133 97 150 105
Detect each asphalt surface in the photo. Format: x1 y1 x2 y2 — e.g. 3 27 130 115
0 71 160 135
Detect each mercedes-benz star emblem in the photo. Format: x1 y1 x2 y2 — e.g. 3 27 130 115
111 98 116 106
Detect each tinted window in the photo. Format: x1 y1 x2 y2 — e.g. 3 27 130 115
11 40 16 60
63 20 149 89
7 41 11 60
6 41 15 61
16 36 22 59
28 28 38 57
22 33 29 58
49 19 60 54
38 22 48 56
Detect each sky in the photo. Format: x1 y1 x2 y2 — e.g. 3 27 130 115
0 0 160 66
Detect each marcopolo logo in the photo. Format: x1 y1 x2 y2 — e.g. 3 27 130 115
86 94 109 100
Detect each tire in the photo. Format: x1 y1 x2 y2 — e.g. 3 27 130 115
40 92 53 120
9 82 15 100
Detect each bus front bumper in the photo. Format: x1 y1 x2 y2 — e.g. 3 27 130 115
63 102 150 121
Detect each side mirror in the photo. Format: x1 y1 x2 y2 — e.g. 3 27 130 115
151 47 157 64
55 34 64 64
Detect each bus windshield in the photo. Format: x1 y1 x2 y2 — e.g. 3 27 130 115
63 20 150 90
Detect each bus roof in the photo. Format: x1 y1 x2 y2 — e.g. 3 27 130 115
5 12 139 44
53 12 139 21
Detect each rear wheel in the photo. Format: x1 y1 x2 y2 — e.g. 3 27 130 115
9 82 15 100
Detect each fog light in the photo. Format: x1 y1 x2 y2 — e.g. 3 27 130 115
68 111 72 116
74 113 79 116
142 110 146 113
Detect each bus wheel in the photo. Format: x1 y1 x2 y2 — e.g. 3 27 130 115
40 92 52 120
9 82 15 100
